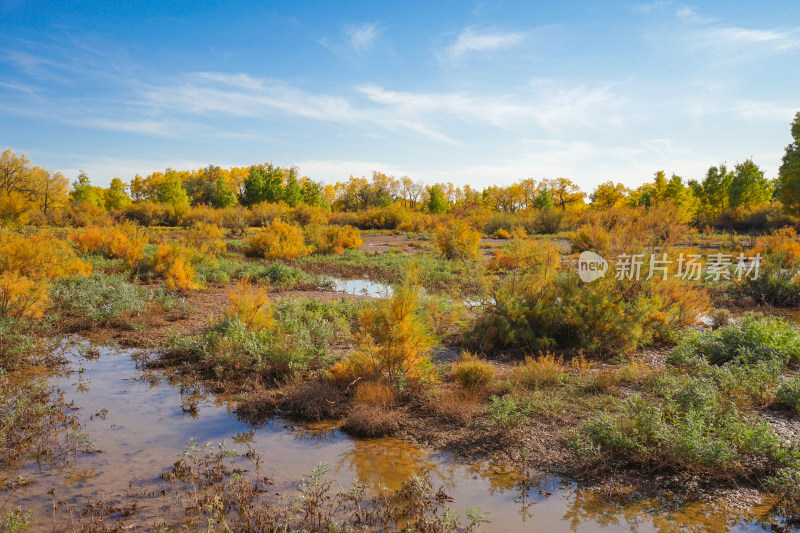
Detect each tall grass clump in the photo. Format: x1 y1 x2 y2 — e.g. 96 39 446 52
451 352 496 391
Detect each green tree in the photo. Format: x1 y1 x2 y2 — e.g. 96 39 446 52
283 168 303 207
779 112 800 215
70 171 104 208
427 184 449 214
729 159 773 208
103 177 132 210
156 168 190 207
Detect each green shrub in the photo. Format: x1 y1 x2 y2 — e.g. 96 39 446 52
487 394 528 427
51 273 183 322
668 313 800 367
168 298 362 381
577 382 796 475
777 377 800 411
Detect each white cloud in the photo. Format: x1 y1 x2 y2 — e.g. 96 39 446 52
447 27 526 57
345 23 383 53
704 27 800 51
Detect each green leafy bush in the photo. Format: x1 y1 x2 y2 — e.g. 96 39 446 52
668 313 800 367
51 272 183 322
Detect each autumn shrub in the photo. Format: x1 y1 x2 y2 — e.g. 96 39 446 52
71 223 149 268
246 220 310 260
512 353 565 388
168 298 358 381
352 205 410 230
220 206 250 236
305 224 363 255
733 227 800 306
329 274 437 385
183 222 226 258
396 211 440 233
0 231 91 320
292 204 331 226
433 221 481 261
225 280 273 332
249 201 292 226
473 261 710 355
123 200 171 226
150 243 198 291
451 352 496 391
182 204 223 227
493 228 512 239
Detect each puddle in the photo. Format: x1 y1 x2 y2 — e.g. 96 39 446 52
1 341 785 531
333 277 392 297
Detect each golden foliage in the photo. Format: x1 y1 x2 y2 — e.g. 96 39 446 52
330 274 436 384
305 224 362 255
184 222 227 258
433 221 481 261
246 220 310 260
512 353 565 389
150 243 198 292
754 227 800 268
0 232 92 282
0 231 91 319
0 271 48 319
225 280 273 332
451 352 496 391
71 223 149 268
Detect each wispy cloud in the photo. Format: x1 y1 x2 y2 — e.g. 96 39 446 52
703 27 800 51
345 23 383 53
447 27 526 57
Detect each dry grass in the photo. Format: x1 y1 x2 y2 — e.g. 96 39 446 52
353 380 395 409
512 352 565 389
341 405 402 437
451 352 496 391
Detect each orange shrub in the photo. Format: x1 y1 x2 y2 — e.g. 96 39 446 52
0 271 49 319
292 204 331 226
225 280 273 332
305 224 362 255
433 221 481 261
246 220 310 260
182 205 224 227
184 222 226 258
71 223 148 268
754 227 800 268
249 201 291 226
0 231 91 319
150 243 198 292
0 232 92 282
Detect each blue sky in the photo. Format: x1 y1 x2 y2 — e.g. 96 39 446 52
1 0 798 191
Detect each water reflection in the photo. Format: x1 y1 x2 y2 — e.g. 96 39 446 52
0 340 788 532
